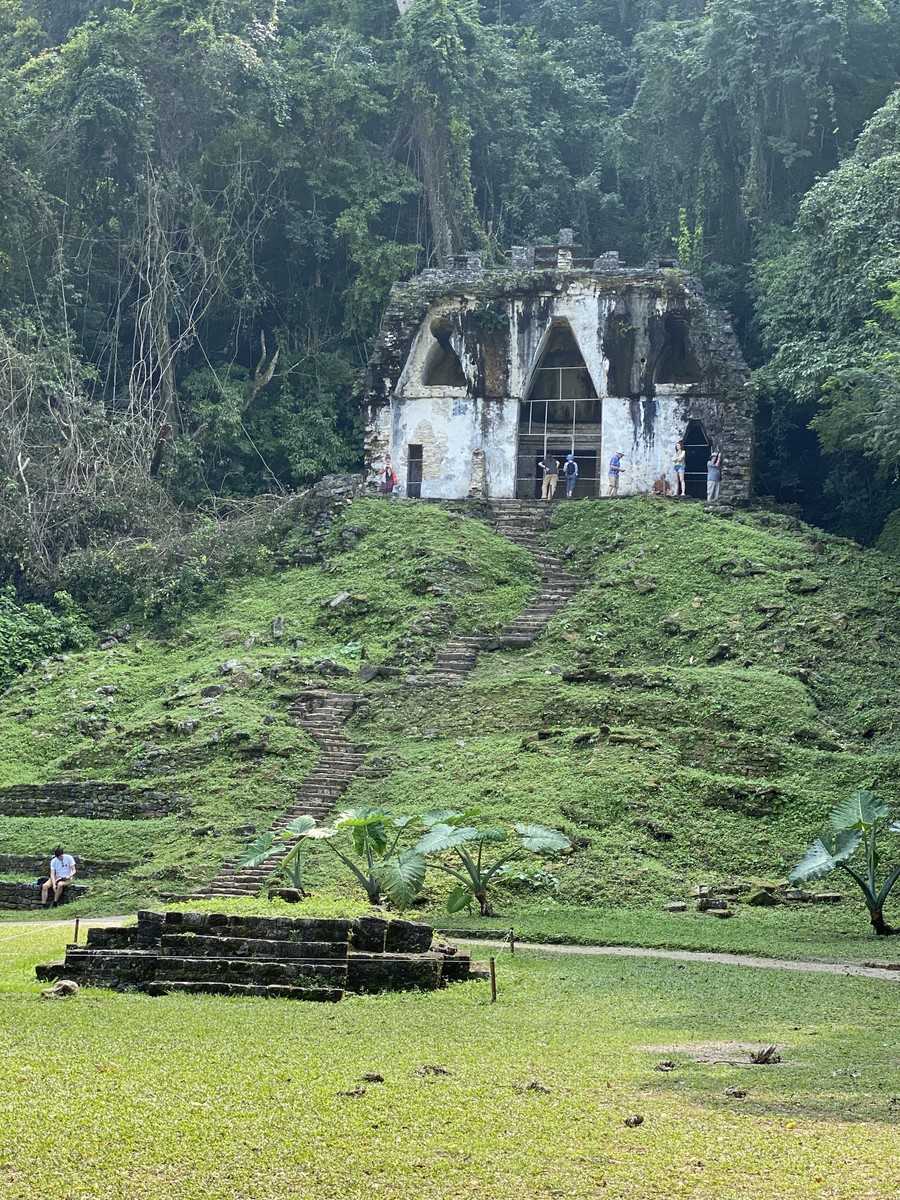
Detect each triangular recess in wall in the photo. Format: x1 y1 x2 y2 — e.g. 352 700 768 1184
526 322 597 399
424 321 466 387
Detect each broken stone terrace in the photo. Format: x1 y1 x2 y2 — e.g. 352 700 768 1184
362 231 752 502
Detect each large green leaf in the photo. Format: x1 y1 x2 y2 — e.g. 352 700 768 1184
446 884 473 914
235 832 277 870
415 824 482 854
284 815 317 837
334 807 391 856
390 815 418 829
373 851 426 909
829 791 888 832
789 828 862 883
305 826 338 840
478 827 509 844
514 823 572 854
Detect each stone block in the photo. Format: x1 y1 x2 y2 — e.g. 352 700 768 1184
151 956 348 987
384 919 434 954
438 954 473 983
160 934 348 961
86 927 138 950
347 953 443 994
351 916 388 953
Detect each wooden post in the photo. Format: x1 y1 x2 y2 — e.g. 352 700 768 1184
508 927 515 956
489 956 497 1003
73 918 80 944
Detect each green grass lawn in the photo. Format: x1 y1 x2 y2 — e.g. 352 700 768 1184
1 921 898 1199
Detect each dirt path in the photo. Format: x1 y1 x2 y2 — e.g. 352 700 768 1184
456 939 900 983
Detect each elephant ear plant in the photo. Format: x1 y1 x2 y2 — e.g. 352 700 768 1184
416 809 572 916
235 815 318 895
238 807 426 909
319 807 426 908
789 790 900 936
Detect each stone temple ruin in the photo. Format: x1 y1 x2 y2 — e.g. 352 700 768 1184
36 910 486 1001
362 231 752 502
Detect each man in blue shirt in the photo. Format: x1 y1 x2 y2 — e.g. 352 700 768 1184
563 453 579 498
607 451 625 496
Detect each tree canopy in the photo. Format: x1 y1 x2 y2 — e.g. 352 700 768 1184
2 0 900 597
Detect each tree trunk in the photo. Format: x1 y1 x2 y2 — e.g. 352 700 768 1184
476 892 495 917
870 908 894 936
413 110 460 266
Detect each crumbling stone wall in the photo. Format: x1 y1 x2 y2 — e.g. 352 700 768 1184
0 782 176 819
361 236 753 501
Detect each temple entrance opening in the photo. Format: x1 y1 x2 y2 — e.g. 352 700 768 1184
683 420 711 498
517 321 601 498
407 444 423 498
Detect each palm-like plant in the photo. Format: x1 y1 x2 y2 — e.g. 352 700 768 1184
415 809 572 916
789 791 900 935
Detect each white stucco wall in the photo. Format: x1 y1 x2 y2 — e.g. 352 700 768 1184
371 394 519 498
509 287 612 400
601 393 697 494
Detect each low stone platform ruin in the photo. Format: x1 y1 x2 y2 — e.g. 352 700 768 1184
35 910 486 1001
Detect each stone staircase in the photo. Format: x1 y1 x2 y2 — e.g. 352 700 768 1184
426 499 581 684
191 691 367 900
193 499 582 895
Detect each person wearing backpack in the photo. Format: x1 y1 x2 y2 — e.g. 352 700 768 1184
563 453 579 498
379 456 399 495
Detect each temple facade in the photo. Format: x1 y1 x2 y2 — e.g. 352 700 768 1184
361 232 753 502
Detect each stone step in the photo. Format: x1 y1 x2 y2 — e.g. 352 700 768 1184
192 889 258 898
152 955 348 986
146 980 344 1001
160 934 348 960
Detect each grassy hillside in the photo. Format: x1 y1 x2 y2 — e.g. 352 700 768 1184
338 498 900 932
3 495 900 945
0 500 535 904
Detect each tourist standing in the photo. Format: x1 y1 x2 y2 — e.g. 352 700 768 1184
379 457 398 495
607 451 625 496
563 453 579 498
672 441 686 497
539 452 560 501
707 452 723 502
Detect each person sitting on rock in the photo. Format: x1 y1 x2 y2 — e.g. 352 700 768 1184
41 847 76 908
652 473 672 497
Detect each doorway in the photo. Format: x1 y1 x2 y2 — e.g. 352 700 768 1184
682 420 711 499
406 444 423 499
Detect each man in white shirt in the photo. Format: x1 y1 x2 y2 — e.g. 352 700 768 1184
41 847 77 908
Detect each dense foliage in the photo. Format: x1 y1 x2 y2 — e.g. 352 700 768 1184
2 0 900 614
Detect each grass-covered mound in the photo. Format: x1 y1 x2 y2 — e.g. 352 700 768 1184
331 498 900 937
5 495 900 950
0 500 535 908
3 926 898 1199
